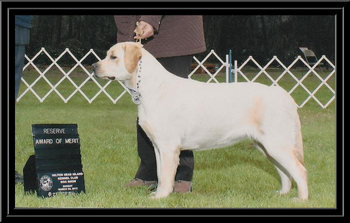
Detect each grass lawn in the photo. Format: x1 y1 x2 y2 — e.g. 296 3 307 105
14 69 336 209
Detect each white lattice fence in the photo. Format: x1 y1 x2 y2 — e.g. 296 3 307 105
18 48 335 108
233 55 335 109
18 47 132 104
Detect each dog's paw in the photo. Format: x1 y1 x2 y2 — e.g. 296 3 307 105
149 191 171 199
277 189 290 195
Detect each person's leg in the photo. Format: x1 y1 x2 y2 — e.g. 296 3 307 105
15 45 26 184
124 119 157 187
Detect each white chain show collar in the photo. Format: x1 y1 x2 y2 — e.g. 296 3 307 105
126 59 142 105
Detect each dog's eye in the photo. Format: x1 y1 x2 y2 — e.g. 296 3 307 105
110 55 117 60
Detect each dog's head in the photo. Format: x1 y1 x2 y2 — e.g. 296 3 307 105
92 42 142 81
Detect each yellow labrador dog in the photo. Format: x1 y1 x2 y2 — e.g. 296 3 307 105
92 42 308 200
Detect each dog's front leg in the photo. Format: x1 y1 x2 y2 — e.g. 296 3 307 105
151 144 181 199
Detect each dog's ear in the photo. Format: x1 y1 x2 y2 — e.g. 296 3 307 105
123 43 142 73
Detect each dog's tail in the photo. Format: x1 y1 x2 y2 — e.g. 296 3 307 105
294 115 305 167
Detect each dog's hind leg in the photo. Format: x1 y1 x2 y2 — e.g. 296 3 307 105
275 167 292 195
151 143 181 199
255 142 292 195
262 141 308 200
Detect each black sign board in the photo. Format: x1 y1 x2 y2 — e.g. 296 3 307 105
23 124 85 197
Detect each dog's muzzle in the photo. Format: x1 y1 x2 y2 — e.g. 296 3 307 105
92 63 115 80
